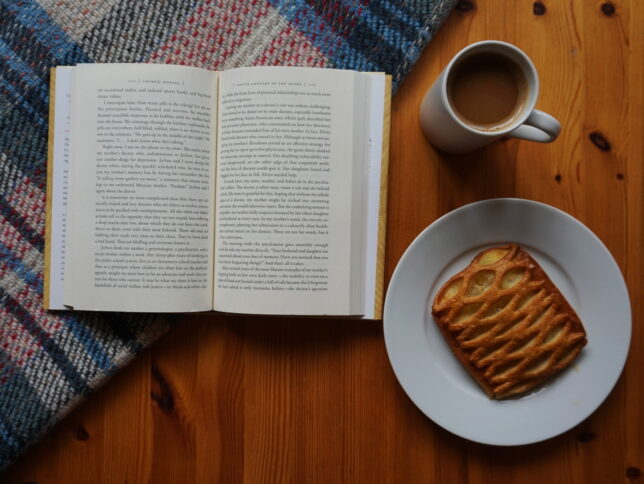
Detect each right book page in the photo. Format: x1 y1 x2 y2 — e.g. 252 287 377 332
213 66 387 316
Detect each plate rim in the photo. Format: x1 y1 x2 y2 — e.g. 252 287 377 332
383 197 632 446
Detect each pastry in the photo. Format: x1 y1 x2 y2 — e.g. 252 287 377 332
431 244 587 399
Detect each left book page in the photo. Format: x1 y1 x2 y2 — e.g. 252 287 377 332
49 64 218 312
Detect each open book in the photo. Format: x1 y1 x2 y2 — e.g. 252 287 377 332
44 64 390 318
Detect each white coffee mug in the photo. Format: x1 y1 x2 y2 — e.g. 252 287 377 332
419 40 561 154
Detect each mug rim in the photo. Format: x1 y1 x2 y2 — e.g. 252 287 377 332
440 40 540 137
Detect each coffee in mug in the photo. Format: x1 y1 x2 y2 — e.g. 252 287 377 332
419 40 561 154
447 52 528 130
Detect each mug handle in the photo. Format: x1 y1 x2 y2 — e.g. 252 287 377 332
508 110 561 143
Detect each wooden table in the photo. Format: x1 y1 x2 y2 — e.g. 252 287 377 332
6 1 642 482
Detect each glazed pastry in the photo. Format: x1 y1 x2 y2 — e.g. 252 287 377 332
431 244 587 399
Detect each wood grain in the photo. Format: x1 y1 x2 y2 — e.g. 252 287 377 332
4 1 643 482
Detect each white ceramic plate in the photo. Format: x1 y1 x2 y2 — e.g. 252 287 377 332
383 198 631 446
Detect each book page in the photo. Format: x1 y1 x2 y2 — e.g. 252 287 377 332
65 64 217 312
214 67 365 315
361 73 389 319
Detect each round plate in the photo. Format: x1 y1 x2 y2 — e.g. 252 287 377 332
383 198 631 446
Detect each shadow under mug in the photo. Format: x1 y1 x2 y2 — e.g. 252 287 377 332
419 40 561 154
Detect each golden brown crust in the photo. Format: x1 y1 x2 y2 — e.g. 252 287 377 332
431 244 587 399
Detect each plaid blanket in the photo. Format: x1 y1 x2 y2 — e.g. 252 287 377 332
0 0 454 470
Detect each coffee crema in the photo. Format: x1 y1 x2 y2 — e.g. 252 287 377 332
447 52 527 130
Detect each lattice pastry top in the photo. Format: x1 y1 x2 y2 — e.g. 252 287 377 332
432 244 587 399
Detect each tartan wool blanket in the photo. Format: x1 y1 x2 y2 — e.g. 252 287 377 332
0 0 454 470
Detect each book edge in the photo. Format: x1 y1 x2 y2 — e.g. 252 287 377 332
373 75 391 320
43 68 56 310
